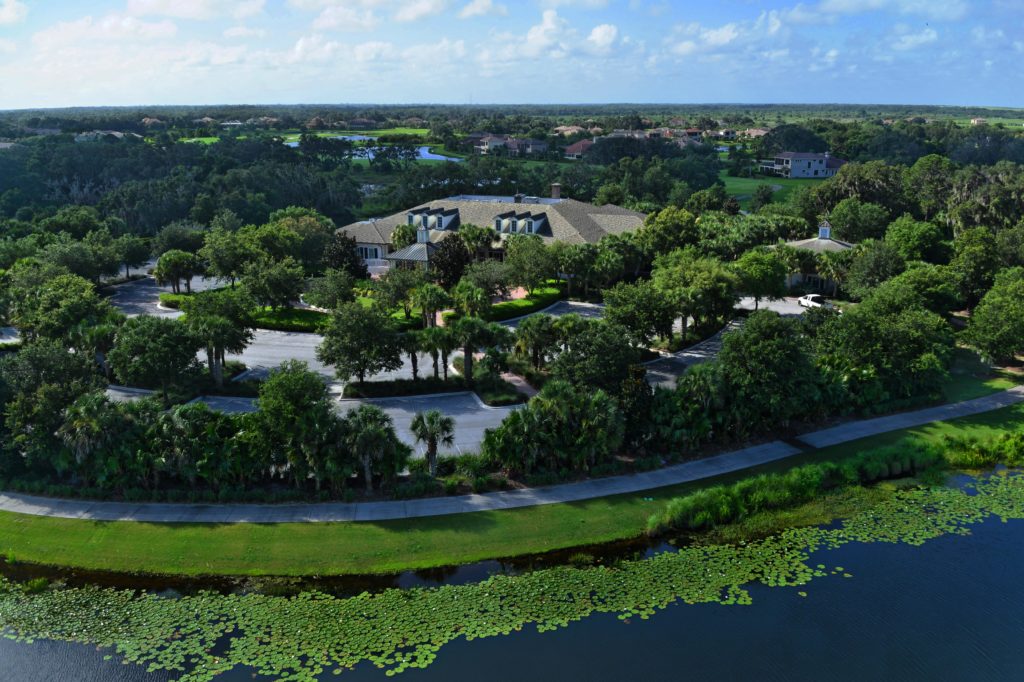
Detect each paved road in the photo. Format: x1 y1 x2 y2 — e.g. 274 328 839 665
3 385 1021 523
645 320 744 389
500 300 604 328
106 274 222 318
193 391 517 456
338 392 518 456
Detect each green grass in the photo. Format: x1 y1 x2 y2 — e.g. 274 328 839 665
482 282 566 322
180 136 219 145
1 401 1022 577
718 170 822 208
250 307 329 333
942 347 1023 403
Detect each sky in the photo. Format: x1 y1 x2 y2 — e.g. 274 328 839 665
0 0 1022 109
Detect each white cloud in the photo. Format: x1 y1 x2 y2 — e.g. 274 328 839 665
127 0 265 20
354 40 393 62
0 0 27 25
892 27 937 50
586 23 617 54
458 0 506 19
223 25 266 38
32 15 178 51
313 6 379 31
0 38 15 53
394 0 448 22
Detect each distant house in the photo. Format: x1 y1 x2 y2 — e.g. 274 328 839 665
476 135 510 154
741 127 771 138
348 118 378 130
971 118 988 126
760 152 845 179
338 188 646 275
606 129 648 140
506 138 548 156
74 130 143 143
221 120 244 128
0 142 20 151
553 125 585 136
141 117 166 128
192 116 217 125
564 138 594 159
683 128 704 141
713 129 738 140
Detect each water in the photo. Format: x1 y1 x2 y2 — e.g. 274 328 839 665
4 513 1024 681
284 136 462 162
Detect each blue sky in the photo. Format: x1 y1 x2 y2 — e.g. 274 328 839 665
0 0 1021 109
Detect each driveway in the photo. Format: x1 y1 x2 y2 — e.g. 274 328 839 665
500 300 603 328
106 274 223 318
337 392 518 456
645 320 744 389
738 296 806 316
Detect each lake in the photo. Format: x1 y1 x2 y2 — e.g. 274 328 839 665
4 508 1024 681
284 136 462 162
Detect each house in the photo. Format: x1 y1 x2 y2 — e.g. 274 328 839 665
141 117 166 128
781 221 854 290
971 118 988 126
476 135 510 154
506 138 548 156
348 118 378 130
713 129 737 140
760 152 845 179
192 117 218 125
683 128 704 141
553 125 585 136
73 130 143 143
564 138 594 159
741 127 771 138
606 129 648 140
338 186 647 274
221 120 244 128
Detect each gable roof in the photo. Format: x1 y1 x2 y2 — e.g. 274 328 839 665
564 139 594 155
784 236 854 254
339 196 646 247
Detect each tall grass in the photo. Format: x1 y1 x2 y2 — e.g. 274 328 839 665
646 444 943 536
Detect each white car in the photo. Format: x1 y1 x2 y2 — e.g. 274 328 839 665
797 294 834 309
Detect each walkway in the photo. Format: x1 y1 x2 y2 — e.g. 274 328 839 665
1 385 1021 524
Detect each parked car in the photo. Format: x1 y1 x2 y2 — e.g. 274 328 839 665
798 294 834 309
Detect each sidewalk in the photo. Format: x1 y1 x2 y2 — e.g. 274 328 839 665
1 386 1021 524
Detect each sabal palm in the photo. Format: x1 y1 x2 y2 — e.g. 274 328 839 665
345 404 396 494
410 410 455 477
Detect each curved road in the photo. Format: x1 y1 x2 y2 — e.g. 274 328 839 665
3 385 1022 523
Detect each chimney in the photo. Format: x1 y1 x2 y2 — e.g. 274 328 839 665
514 193 524 204
550 183 562 200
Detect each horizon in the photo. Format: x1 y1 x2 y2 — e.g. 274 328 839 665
1 1 1022 109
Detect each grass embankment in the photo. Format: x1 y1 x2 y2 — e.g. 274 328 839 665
1 401 1022 577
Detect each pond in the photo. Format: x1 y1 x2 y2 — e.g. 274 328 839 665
4 476 1024 681
284 137 462 162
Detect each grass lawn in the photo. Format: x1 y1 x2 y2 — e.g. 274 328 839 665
942 347 1023 403
483 281 566 321
2 400 1023 577
719 170 821 208
250 307 329 333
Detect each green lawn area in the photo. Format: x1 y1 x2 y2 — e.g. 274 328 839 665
719 170 821 208
279 128 430 142
2 400 1022 577
942 347 1023 403
250 307 329 333
180 136 219 144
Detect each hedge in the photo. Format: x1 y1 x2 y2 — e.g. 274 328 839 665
342 376 467 399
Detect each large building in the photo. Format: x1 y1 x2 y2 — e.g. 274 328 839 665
338 188 646 275
760 152 846 179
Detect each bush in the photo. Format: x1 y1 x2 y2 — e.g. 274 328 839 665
250 307 328 333
483 282 566 322
392 473 441 500
342 376 467 399
647 443 944 536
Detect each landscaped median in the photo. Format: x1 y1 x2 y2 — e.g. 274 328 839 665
1 401 1022 577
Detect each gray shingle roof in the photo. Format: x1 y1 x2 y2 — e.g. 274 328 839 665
784 236 854 254
340 197 646 247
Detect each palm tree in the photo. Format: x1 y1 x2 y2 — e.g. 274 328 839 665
344 404 399 494
401 331 422 381
514 314 557 370
412 283 452 328
421 325 458 379
451 316 499 388
459 223 499 262
410 410 456 477
453 279 489 318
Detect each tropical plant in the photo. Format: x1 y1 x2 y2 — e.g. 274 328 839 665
410 409 456 477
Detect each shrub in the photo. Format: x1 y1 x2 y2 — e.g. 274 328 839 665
342 376 466 399
647 443 944 536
